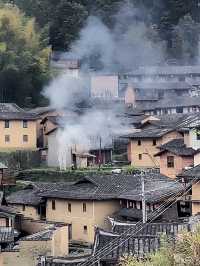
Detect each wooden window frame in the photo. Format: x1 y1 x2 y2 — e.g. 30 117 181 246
23 135 28 142
52 200 56 210
68 203 71 213
167 156 174 168
5 120 9 128
5 135 10 143
83 203 87 212
83 225 88 234
23 120 28 128
153 139 157 146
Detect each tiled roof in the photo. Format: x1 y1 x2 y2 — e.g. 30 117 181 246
0 103 24 112
92 219 190 263
142 96 200 111
38 256 88 266
177 164 200 179
7 189 43 206
0 103 38 120
7 182 72 206
115 208 151 220
93 228 160 261
21 228 55 241
132 82 193 90
155 138 197 157
41 173 184 203
7 173 184 204
111 220 190 235
131 65 200 76
0 227 19 243
123 127 173 139
29 106 55 115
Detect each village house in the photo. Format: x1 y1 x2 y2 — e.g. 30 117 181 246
90 221 190 266
46 127 112 169
0 103 37 150
154 139 196 179
90 74 119 98
142 96 200 115
6 172 187 244
124 65 200 85
50 51 80 77
125 127 183 168
124 82 193 106
29 106 65 148
0 218 69 266
177 165 200 216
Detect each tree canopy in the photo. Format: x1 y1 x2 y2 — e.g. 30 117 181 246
120 227 200 266
6 0 200 63
0 4 50 106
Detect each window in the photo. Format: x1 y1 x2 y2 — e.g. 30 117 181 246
23 120 28 128
23 135 28 142
83 225 88 234
176 107 183 113
153 139 157 146
179 76 185 82
83 203 87 212
5 120 9 128
22 205 26 211
6 218 9 227
68 203 71 213
5 135 10 143
52 200 56 210
138 154 142 160
167 156 174 168
138 140 141 146
129 201 133 208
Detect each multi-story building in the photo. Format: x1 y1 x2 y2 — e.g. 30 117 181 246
7 172 186 244
126 128 183 168
0 103 37 150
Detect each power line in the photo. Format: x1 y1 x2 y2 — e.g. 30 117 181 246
80 178 197 266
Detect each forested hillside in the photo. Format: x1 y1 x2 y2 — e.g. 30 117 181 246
7 0 200 58
0 0 200 106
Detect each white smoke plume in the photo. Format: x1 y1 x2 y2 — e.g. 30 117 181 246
70 1 166 72
44 1 166 169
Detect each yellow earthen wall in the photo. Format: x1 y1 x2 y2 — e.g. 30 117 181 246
130 131 182 168
192 183 200 215
1 240 51 266
8 204 40 220
51 226 69 256
46 199 120 243
0 120 37 150
159 153 194 179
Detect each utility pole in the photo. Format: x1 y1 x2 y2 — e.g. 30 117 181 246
98 136 102 169
141 170 146 224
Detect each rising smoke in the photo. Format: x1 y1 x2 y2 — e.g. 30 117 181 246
44 1 166 169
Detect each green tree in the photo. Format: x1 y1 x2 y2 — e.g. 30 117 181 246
120 227 200 266
0 4 50 106
172 14 200 64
